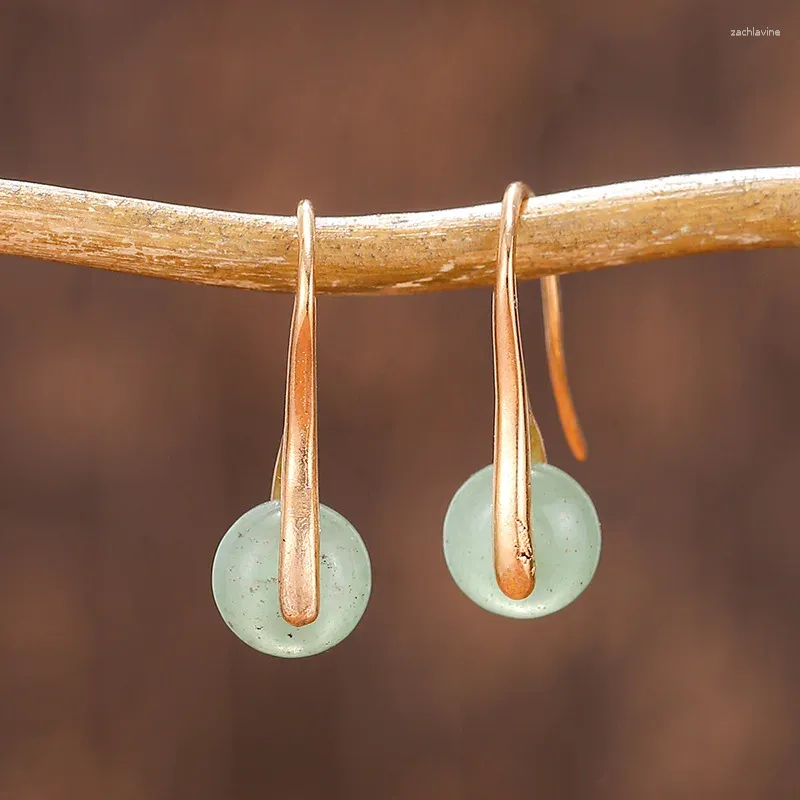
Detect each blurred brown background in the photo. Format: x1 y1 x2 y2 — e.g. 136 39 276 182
1 1 799 798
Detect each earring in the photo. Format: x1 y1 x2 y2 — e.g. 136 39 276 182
443 182 601 618
212 200 371 657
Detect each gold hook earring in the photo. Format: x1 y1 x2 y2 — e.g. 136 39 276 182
443 182 601 619
212 201 371 657
492 181 538 599
275 199 320 626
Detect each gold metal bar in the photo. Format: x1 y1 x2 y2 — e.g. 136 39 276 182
276 200 320 627
493 182 536 601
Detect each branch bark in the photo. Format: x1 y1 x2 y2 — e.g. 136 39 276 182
1 168 799 295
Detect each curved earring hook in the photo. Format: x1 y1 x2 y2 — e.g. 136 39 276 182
272 200 320 627
541 274 588 461
493 182 538 600
493 183 588 601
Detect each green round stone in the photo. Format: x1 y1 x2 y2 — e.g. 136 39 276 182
212 501 371 657
443 463 601 618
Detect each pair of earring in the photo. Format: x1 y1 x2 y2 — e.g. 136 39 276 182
211 183 601 659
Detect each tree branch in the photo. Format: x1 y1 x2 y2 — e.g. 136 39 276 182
1 168 799 294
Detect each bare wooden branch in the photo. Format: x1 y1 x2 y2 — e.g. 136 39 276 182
1 168 799 295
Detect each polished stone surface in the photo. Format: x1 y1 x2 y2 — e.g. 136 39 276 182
444 463 601 618
212 501 371 657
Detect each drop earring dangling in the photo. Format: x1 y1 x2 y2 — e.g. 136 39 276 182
212 200 371 657
443 182 601 618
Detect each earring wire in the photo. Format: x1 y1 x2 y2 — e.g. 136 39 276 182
493 182 537 600
542 275 587 461
273 200 320 627
493 182 587 600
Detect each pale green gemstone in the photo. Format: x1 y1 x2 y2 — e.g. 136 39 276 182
212 501 371 657
443 463 601 618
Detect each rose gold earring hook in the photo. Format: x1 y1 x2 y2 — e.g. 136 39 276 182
493 184 588 600
271 200 320 627
493 182 537 600
541 274 588 461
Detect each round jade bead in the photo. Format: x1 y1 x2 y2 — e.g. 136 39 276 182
443 463 601 618
212 501 371 657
